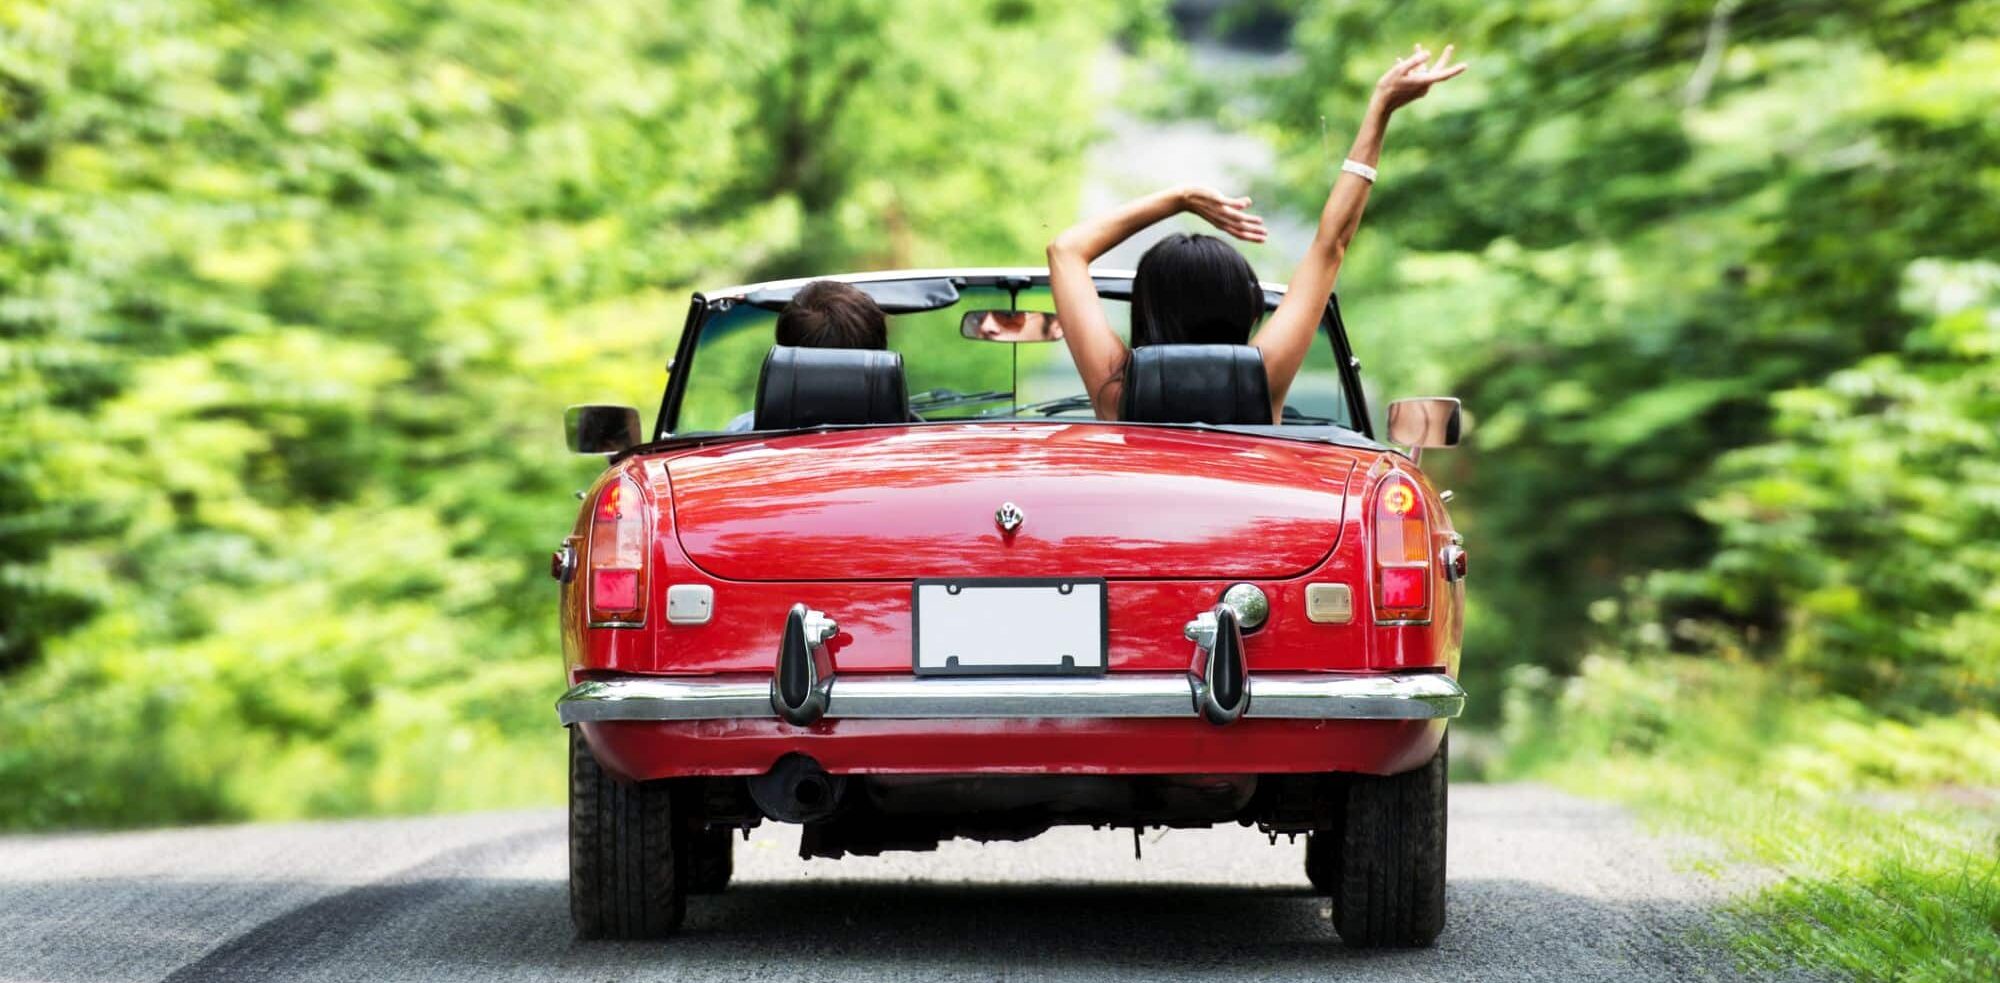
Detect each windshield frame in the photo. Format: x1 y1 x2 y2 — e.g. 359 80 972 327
651 269 1372 442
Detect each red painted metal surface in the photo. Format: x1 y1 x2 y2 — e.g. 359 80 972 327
666 424 1361 581
559 421 1464 778
579 716 1447 782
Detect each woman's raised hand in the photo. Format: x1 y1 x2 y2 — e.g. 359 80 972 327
1374 43 1468 113
1181 186 1268 244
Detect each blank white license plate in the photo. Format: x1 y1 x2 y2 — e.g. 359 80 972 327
912 579 1106 675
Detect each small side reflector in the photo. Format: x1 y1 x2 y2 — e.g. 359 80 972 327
665 584 715 625
1304 584 1354 624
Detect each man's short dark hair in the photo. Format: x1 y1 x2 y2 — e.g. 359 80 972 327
775 280 889 349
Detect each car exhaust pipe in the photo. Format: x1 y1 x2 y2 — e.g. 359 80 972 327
747 754 848 824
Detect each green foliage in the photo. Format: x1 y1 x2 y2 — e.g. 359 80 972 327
1677 261 2000 710
1497 655 2000 982
0 0 1125 828
1258 7 1998 972
1257 1 2000 715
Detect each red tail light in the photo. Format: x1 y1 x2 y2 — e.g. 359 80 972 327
587 474 648 626
1372 471 1431 623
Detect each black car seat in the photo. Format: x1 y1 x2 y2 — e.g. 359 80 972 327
1118 344 1272 425
753 345 911 430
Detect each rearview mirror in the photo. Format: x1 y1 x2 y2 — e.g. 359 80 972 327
1386 397 1462 462
959 309 1062 343
566 404 642 455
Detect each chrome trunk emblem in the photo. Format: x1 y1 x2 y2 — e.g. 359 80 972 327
995 501 1025 533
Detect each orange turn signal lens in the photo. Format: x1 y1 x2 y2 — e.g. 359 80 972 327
595 482 625 522
1382 483 1416 516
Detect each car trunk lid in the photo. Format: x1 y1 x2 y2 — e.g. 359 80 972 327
663 424 1365 582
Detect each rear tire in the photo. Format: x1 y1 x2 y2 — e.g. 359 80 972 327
1304 830 1339 894
681 825 735 895
1330 733 1447 949
569 728 684 940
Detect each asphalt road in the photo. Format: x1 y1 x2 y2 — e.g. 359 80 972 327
0 783 1774 983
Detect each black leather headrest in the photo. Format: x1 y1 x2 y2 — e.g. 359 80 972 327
1119 344 1272 425
753 345 910 430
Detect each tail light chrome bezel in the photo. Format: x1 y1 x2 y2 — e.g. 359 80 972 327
1370 469 1434 626
586 471 650 629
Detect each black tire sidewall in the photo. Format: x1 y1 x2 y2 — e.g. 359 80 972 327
1332 731 1448 948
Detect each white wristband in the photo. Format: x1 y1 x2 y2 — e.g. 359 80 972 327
1341 159 1378 183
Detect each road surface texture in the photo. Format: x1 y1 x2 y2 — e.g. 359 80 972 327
0 783 1775 982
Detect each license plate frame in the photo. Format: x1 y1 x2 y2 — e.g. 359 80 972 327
911 578 1108 676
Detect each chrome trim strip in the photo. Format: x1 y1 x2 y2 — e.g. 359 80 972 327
699 267 1293 302
826 674 1197 719
556 671 1464 725
1248 672 1465 719
560 676 773 723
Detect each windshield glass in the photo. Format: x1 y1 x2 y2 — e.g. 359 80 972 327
671 281 1357 433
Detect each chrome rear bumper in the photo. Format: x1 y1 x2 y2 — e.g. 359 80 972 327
556 671 1464 726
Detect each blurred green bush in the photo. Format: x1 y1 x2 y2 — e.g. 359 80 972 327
1259 0 1999 717
0 0 1131 828
1254 5 1996 974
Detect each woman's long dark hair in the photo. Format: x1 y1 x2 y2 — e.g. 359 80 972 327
1098 233 1265 409
1129 232 1264 347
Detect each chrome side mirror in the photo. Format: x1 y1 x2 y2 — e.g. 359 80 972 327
565 404 642 455
1386 397 1462 463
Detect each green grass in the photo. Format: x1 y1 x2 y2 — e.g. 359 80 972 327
1495 656 2000 982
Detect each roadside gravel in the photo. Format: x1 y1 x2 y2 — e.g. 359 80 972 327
0 783 1774 982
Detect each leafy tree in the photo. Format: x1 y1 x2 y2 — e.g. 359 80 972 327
0 0 1130 827
1256 0 2000 710
1674 260 1999 709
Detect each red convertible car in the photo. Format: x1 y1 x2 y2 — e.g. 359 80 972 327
554 268 1466 947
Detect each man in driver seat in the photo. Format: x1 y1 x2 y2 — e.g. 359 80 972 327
727 280 888 431
777 280 888 350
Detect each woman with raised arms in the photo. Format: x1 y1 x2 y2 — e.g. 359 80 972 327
1047 44 1468 422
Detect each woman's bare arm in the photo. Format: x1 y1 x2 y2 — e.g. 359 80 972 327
1048 186 1267 418
1254 43 1468 420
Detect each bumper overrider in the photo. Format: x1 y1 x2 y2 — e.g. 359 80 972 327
559 605 1464 727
